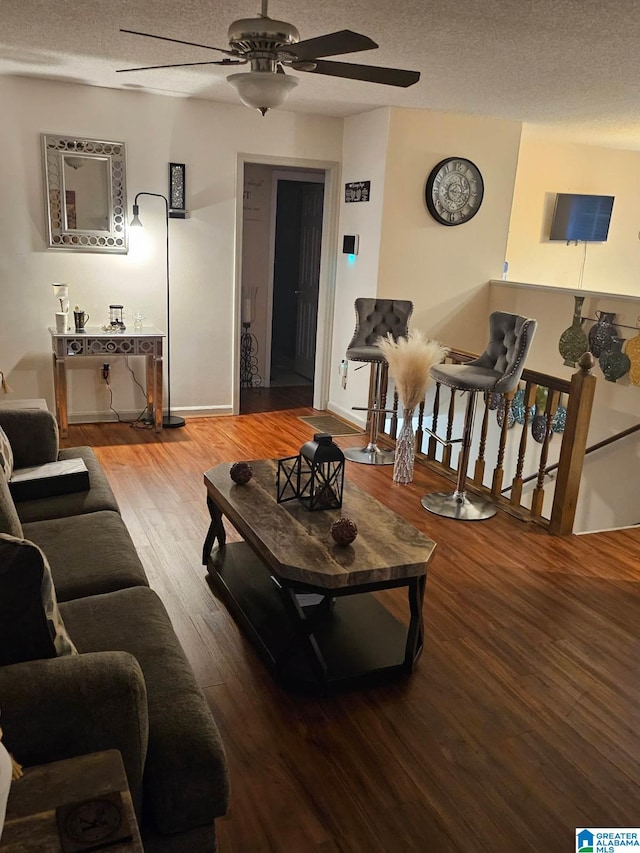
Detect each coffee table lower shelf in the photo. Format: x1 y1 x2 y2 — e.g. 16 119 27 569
207 542 422 694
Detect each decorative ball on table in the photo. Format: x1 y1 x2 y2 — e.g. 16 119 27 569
229 462 253 485
330 517 358 545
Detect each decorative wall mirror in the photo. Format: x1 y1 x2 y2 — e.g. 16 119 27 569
42 133 128 253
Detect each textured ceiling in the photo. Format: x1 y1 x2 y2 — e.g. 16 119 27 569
3 0 640 148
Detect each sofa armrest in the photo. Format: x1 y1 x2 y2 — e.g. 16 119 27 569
0 651 149 814
0 410 59 468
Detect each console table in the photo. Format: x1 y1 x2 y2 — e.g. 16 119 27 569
49 327 164 437
203 460 437 694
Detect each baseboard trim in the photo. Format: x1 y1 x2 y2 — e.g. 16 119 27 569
325 402 366 429
68 405 233 424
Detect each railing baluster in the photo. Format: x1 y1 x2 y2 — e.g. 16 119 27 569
531 388 560 518
442 389 456 470
510 382 537 506
491 389 515 495
428 384 441 460
415 400 425 454
473 393 490 486
389 389 399 440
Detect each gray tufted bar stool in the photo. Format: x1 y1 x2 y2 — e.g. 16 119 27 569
344 298 413 466
421 311 537 520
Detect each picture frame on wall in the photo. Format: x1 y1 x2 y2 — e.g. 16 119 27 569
168 163 186 219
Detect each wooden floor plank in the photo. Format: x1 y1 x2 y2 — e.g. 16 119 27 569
61 413 640 852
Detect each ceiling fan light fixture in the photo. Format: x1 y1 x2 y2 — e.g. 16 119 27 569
227 70 298 115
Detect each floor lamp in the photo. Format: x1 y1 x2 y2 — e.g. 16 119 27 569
130 192 185 428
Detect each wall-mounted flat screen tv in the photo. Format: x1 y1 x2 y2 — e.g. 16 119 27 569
549 193 614 242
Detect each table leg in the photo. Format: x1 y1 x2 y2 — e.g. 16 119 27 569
145 355 154 425
153 355 163 432
404 574 426 669
278 585 329 687
52 352 68 438
202 495 226 564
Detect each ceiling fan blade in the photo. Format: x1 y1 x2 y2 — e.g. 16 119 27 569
116 59 245 73
289 30 377 61
295 59 420 87
120 28 235 57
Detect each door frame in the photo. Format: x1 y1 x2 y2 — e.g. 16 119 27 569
265 170 325 390
234 153 340 415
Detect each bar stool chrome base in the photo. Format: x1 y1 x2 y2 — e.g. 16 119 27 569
421 490 497 521
344 444 395 466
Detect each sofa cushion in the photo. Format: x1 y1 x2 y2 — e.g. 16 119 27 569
0 472 22 538
23 510 149 602
60 587 229 836
9 458 90 503
0 534 78 666
0 427 13 479
0 409 58 469
15 447 119 524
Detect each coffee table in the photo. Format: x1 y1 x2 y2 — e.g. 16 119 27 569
203 460 436 694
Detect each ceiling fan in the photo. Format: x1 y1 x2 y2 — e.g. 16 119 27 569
117 0 420 114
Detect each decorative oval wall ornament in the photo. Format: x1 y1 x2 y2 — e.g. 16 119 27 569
558 295 589 366
599 337 630 382
588 311 618 357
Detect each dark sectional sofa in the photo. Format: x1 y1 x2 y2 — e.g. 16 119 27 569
0 408 229 852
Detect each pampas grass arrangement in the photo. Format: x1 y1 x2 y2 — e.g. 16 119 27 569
377 330 448 483
376 330 448 410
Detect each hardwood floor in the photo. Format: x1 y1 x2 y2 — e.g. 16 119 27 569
240 384 313 413
63 410 640 853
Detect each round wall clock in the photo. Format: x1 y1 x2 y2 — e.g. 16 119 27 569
425 157 484 226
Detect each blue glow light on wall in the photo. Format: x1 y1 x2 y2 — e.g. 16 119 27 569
347 254 357 265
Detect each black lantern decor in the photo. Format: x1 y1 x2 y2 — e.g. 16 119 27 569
277 433 345 511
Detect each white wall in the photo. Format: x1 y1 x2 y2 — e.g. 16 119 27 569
241 162 272 383
328 108 391 424
0 76 342 421
505 128 640 295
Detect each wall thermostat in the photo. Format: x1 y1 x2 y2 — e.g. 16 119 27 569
342 234 359 255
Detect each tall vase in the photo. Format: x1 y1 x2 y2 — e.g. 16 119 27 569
558 295 589 367
393 407 415 484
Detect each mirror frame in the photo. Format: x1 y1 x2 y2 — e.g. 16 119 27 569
42 133 128 253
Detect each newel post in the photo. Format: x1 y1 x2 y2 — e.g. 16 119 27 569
549 353 597 535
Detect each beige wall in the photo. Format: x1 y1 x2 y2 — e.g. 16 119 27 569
328 108 391 424
0 76 342 421
378 108 522 351
506 128 640 294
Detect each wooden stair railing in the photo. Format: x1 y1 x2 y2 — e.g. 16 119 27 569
376 351 597 535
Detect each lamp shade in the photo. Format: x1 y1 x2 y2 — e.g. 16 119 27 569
227 71 298 115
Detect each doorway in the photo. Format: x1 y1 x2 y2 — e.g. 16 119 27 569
239 164 326 414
